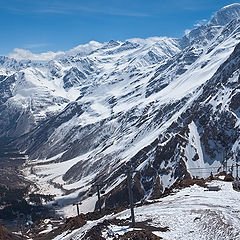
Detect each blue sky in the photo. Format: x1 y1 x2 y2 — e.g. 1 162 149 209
0 0 239 55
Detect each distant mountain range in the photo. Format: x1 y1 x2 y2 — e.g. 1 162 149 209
0 3 240 214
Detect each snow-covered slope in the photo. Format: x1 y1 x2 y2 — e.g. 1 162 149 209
210 3 240 26
48 181 240 240
1 4 240 215
0 37 180 138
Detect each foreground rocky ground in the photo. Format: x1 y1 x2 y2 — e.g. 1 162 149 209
8 177 237 240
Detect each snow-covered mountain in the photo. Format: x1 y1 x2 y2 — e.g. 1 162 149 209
1 4 240 215
0 36 181 138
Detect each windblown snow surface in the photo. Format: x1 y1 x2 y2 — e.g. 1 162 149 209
52 181 240 240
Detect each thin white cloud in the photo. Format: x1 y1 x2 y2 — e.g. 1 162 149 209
194 19 208 27
0 1 150 17
8 48 64 61
81 6 149 17
36 8 70 15
37 5 149 17
8 1 149 17
24 43 50 49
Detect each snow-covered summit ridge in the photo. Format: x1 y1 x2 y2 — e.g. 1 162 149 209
209 3 240 26
7 37 177 61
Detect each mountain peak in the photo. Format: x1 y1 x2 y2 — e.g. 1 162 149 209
221 3 240 10
210 3 240 26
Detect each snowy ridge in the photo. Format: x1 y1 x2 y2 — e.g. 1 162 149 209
210 3 240 26
49 181 240 240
